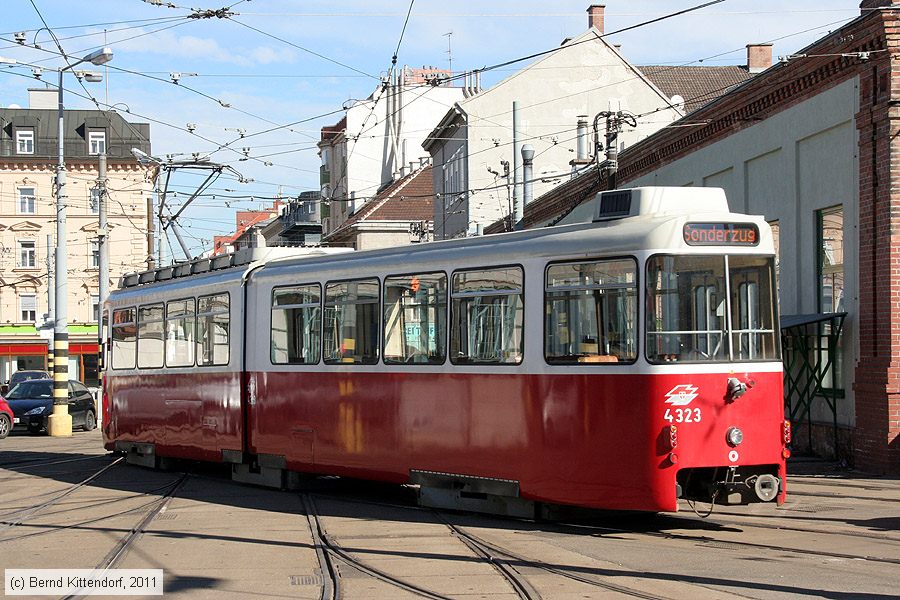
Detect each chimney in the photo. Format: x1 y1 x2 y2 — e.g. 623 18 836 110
860 0 897 12
28 88 56 109
587 5 605 34
746 43 773 74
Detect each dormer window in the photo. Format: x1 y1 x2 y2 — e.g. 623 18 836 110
16 129 34 154
88 130 106 155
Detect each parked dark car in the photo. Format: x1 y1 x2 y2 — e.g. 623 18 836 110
7 379 96 434
0 396 12 439
1 370 51 395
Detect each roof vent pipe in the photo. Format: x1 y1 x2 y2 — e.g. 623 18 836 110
576 116 590 160
522 144 535 208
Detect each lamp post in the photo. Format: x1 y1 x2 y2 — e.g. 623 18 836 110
48 47 113 438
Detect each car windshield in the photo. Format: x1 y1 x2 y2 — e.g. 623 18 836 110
7 380 53 399
10 371 48 384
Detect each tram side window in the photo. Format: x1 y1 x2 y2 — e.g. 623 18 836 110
137 304 164 369
271 284 320 365
165 298 195 367
198 293 230 366
111 308 136 370
383 273 447 364
729 256 780 360
545 259 637 364
450 267 524 365
647 255 728 363
324 278 379 364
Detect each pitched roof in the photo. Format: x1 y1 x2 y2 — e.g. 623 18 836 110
638 65 754 114
327 165 433 238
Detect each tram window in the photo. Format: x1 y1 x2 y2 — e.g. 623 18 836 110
137 304 164 369
450 267 524 365
545 259 637 364
165 298 195 367
729 256 780 361
383 273 447 365
271 285 320 365
647 255 728 363
198 293 230 366
646 255 780 363
324 278 379 364
111 308 136 370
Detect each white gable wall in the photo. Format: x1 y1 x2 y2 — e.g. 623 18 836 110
438 31 682 237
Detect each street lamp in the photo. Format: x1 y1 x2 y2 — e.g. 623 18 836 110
48 47 113 438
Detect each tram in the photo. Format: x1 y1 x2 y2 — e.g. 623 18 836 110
102 186 789 515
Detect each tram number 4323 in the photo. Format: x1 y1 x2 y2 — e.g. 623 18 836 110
664 408 702 423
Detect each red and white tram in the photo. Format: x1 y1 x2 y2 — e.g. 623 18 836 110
102 187 789 514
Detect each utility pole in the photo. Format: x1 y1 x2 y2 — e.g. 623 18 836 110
46 234 54 372
512 101 523 229
97 152 109 326
593 109 637 190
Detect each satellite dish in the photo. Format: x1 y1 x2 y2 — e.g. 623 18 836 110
671 95 685 111
7 103 21 109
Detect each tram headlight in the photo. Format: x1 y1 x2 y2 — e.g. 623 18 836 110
726 426 743 447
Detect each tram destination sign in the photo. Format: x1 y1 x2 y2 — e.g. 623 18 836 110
683 222 759 246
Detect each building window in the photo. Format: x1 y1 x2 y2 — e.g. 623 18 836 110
816 205 844 392
18 187 36 214
88 130 106 155
18 240 36 268
817 206 843 313
92 295 100 322
89 187 101 214
16 129 34 155
768 219 780 303
90 240 100 268
20 294 37 323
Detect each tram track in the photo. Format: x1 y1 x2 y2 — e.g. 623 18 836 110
307 491 677 599
0 457 124 533
0 453 110 471
301 493 451 600
60 473 188 600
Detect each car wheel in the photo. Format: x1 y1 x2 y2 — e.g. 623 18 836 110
83 411 96 432
0 414 9 439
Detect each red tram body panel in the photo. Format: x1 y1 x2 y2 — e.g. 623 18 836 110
103 187 788 514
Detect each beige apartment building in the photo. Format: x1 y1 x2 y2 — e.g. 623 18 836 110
0 88 152 386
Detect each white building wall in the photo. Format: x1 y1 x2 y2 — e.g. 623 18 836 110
444 31 681 237
325 83 464 235
626 77 860 427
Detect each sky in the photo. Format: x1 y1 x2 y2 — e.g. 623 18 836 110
0 0 863 257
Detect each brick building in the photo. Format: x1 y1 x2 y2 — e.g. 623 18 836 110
504 1 900 473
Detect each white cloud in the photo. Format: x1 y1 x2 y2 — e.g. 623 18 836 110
108 28 296 67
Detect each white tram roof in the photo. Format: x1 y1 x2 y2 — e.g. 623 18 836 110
111 187 774 302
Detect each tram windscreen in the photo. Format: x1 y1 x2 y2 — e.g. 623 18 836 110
646 255 779 363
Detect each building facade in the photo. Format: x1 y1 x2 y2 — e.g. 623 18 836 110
319 66 466 237
423 6 686 239
0 88 152 386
